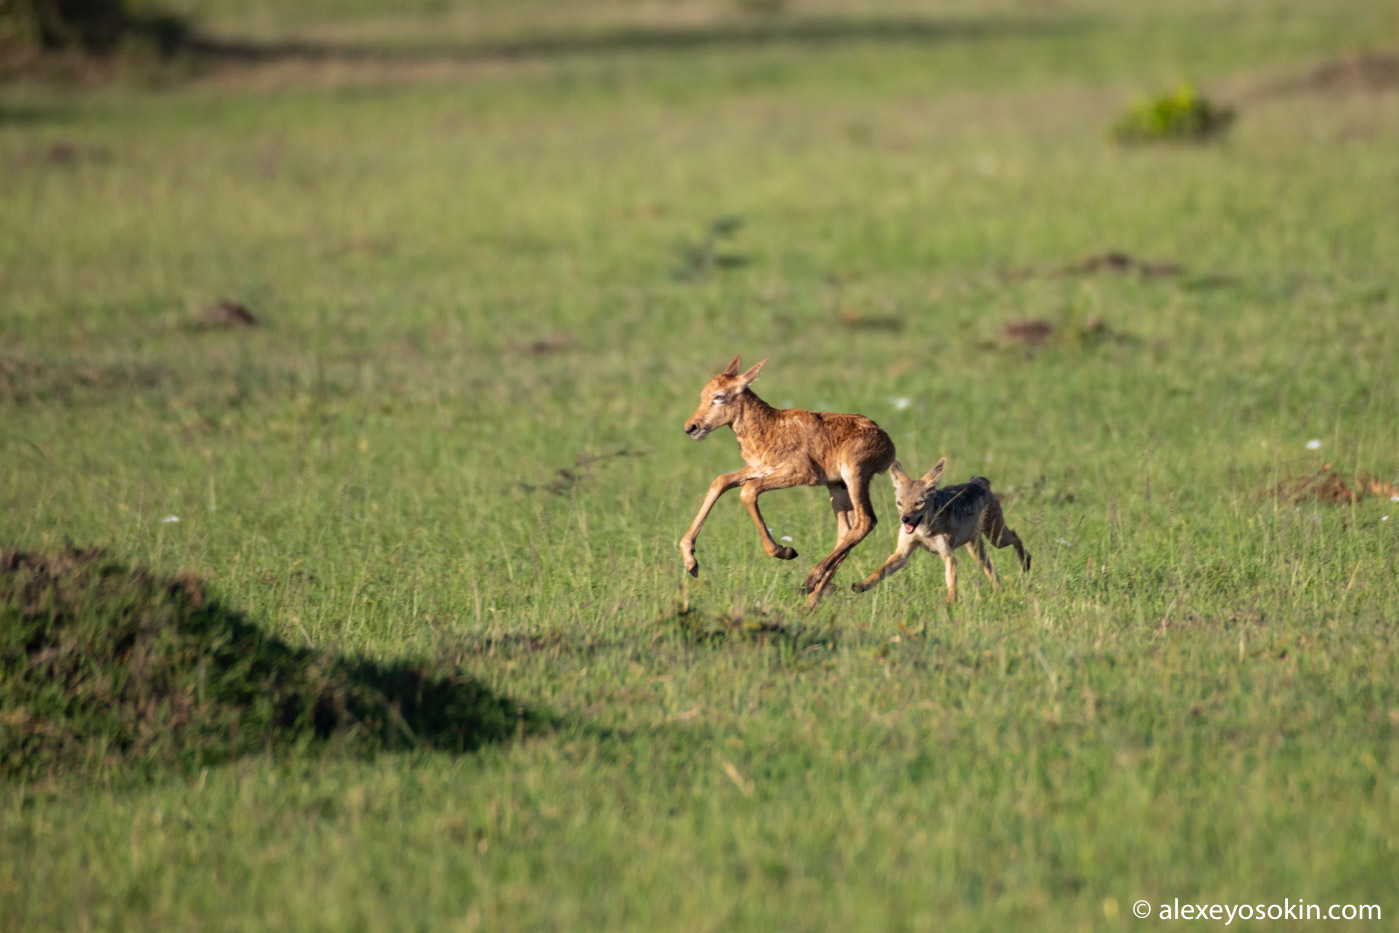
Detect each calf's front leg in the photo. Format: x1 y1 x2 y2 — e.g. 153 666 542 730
679 469 752 576
739 477 799 561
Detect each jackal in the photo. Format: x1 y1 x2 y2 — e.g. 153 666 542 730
851 457 1030 603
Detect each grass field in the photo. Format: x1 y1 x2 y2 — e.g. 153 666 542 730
3 0 1399 928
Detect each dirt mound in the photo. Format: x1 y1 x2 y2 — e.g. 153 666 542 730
996 315 1131 350
1 547 540 782
194 300 258 328
1064 251 1182 277
0 357 169 406
1287 51 1399 94
1276 465 1399 505
1003 250 1185 281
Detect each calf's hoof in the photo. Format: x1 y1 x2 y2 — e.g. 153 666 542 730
851 582 868 594
773 546 798 560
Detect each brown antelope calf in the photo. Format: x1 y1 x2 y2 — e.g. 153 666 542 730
851 457 1030 603
679 355 896 610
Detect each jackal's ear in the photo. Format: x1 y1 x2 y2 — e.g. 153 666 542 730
722 355 742 377
735 357 768 391
921 457 947 486
889 460 910 486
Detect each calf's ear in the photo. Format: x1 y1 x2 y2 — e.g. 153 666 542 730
722 355 742 376
735 357 768 391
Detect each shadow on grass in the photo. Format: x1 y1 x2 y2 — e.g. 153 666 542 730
180 14 1087 66
1 547 552 783
0 102 74 127
657 602 844 653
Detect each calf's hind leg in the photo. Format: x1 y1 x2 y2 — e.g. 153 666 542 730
802 469 878 607
829 484 853 547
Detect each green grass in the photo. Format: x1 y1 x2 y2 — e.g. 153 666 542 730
3 0 1399 928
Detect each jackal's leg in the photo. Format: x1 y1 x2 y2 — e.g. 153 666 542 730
965 538 999 589
922 535 958 603
803 469 878 608
851 533 917 593
740 476 799 561
984 500 1031 572
679 469 752 576
940 551 958 603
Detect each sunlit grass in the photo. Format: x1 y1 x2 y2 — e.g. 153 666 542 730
2 0 1398 928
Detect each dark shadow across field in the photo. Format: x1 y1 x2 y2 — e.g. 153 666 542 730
1 547 552 782
0 102 73 127
180 14 1089 66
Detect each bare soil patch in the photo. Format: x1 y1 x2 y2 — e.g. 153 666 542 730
1276 464 1399 505
1272 51 1399 96
0 357 170 405
996 315 1132 350
193 300 258 329
1004 250 1186 281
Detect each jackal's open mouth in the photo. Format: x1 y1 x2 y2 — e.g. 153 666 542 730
901 519 919 534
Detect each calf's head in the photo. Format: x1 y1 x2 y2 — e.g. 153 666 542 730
684 355 767 440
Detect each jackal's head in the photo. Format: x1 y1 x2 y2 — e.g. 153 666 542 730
889 457 947 534
683 355 767 440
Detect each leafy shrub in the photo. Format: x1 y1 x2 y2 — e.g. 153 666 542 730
1112 83 1235 143
1 547 541 782
0 0 127 51
0 0 188 56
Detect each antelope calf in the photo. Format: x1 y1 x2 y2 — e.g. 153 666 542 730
851 457 1030 603
679 355 896 610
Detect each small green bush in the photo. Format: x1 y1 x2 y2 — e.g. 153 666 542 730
1 547 541 782
0 0 188 57
1112 82 1235 143
0 0 127 52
